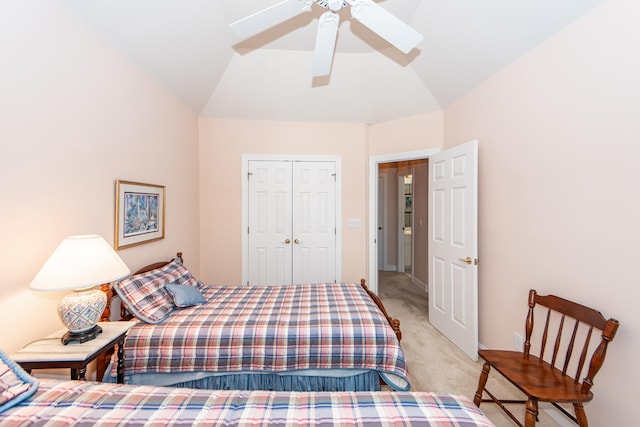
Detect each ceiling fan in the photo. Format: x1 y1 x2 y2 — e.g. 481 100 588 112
229 0 423 77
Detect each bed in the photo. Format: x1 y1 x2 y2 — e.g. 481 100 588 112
100 253 410 392
0 351 495 427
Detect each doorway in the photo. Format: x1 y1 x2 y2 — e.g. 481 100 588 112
372 154 434 293
369 142 479 361
399 173 413 275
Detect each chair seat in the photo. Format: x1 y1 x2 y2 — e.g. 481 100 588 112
479 349 594 403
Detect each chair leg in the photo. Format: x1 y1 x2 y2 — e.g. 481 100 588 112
574 402 588 427
525 398 538 427
473 361 491 406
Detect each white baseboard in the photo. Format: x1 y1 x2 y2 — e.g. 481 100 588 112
412 276 427 290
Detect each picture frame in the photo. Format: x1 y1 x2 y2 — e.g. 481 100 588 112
114 180 165 250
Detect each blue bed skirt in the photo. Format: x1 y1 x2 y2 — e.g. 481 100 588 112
171 371 382 391
104 359 382 391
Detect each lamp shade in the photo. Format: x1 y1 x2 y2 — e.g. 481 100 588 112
30 235 130 292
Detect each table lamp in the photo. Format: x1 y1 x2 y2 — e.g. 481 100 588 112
29 235 130 345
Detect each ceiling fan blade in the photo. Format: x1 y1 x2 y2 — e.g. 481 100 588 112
312 11 340 77
229 0 313 40
347 0 423 54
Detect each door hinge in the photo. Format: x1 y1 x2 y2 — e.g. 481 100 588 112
247 172 253 180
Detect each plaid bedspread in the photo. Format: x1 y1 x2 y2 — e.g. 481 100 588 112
120 282 409 389
0 379 496 426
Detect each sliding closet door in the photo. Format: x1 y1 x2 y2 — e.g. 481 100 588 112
247 160 336 286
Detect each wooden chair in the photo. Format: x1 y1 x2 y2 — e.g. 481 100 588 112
473 289 619 427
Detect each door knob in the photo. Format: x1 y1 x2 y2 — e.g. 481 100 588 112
460 257 473 265
294 239 301 244
284 239 291 244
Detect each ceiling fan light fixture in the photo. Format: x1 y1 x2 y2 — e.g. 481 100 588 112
326 0 344 11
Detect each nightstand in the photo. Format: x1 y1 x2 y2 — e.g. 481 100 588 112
10 321 136 383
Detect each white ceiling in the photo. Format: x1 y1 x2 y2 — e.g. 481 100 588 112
60 0 603 123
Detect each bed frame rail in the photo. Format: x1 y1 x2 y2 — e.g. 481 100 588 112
360 279 402 341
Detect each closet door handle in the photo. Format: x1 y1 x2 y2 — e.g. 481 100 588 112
284 239 291 244
294 239 301 244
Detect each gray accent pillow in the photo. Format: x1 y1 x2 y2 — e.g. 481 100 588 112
165 283 207 307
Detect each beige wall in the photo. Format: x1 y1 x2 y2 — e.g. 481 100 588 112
198 115 444 289
198 118 368 285
378 167 400 270
2 1 635 424
368 112 444 156
0 3 200 354
411 160 429 287
444 0 638 424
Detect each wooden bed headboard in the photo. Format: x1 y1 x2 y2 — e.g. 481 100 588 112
133 252 183 276
100 252 183 322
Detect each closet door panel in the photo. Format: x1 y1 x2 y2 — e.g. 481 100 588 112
248 161 292 286
292 161 336 284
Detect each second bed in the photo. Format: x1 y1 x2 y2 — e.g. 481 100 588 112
103 254 409 391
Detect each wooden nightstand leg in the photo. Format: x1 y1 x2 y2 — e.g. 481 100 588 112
71 366 87 381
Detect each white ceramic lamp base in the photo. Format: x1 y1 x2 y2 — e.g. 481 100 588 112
57 287 107 344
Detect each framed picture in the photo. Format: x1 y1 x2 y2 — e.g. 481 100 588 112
114 180 165 250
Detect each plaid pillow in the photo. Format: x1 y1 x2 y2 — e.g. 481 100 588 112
171 264 204 289
0 350 39 413
114 258 190 323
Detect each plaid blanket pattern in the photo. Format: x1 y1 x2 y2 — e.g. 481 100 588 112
121 282 409 387
0 379 496 426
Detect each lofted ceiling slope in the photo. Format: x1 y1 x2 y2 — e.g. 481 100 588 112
60 0 603 123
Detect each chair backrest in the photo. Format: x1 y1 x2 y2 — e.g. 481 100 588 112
523 289 619 394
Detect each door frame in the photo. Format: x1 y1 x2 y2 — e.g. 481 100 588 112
377 175 387 270
368 149 439 294
397 171 414 276
242 154 343 285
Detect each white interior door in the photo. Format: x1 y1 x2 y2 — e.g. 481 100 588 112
247 160 336 286
248 161 293 286
292 161 336 284
428 140 479 360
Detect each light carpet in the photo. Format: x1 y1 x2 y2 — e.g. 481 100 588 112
378 271 569 427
